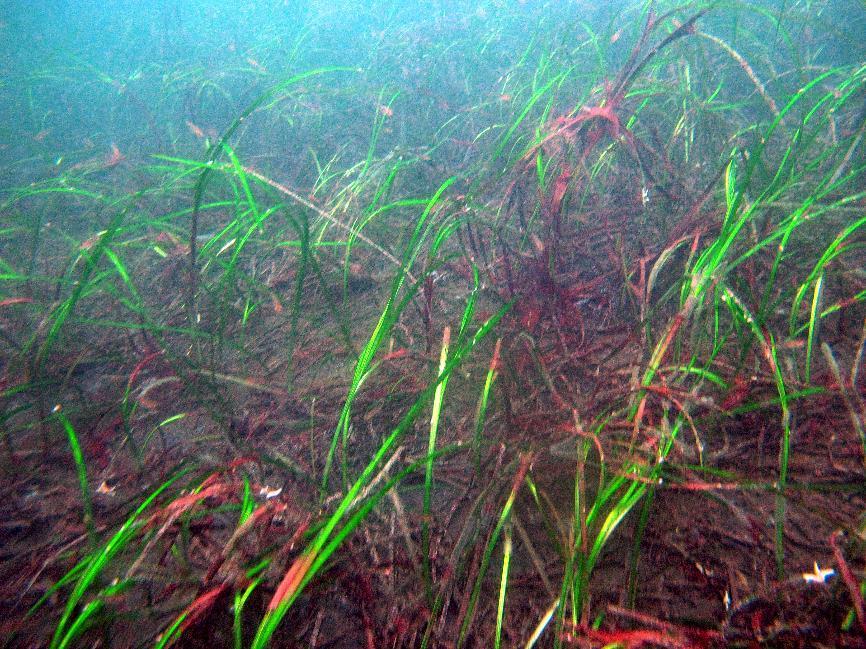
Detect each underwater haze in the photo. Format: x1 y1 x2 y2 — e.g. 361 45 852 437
4 0 862 182
2 1 866 647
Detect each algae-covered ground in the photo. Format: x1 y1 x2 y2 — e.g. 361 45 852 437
2 1 866 646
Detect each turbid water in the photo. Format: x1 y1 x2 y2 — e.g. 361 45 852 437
2 1 866 647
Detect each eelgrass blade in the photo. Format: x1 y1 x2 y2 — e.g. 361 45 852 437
457 454 531 648
155 583 231 648
490 71 567 169
526 597 559 649
581 476 648 608
55 599 104 649
43 468 190 649
54 410 95 546
30 202 132 375
255 444 458 649
494 523 512 649
154 611 187 649
474 338 502 476
253 304 510 649
722 285 791 577
239 477 254 525
423 326 451 602
804 274 824 384
188 67 355 323
322 177 456 495
234 578 262 649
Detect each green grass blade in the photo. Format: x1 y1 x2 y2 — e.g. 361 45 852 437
494 524 512 649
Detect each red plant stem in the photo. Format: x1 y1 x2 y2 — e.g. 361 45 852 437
127 350 164 391
830 530 866 635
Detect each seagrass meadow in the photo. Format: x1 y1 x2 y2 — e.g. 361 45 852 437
1 0 866 646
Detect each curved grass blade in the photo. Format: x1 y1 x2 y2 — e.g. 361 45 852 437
253 303 511 648
41 468 190 648
54 410 95 547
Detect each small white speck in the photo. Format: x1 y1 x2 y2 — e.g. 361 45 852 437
802 562 834 584
96 480 116 496
259 486 283 500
